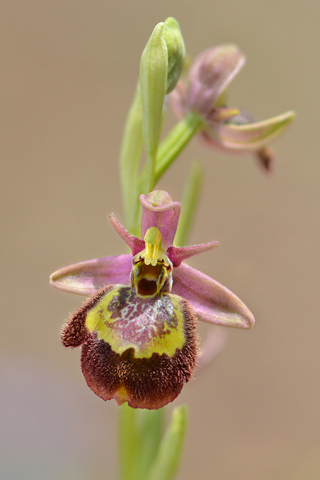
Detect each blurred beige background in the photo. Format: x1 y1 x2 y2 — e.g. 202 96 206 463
1 1 319 479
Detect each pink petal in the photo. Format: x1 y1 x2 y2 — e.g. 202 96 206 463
188 44 246 116
172 263 254 329
50 254 132 295
140 191 181 249
109 214 145 255
167 241 218 267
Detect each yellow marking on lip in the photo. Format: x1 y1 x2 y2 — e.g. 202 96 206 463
85 288 186 359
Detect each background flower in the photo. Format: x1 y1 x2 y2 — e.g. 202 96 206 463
169 44 295 172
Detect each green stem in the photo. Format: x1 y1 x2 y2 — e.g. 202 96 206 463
118 405 165 480
174 162 203 247
118 404 141 480
119 84 143 235
138 112 203 192
155 112 203 184
137 408 164 479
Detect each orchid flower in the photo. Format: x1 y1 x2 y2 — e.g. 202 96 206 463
50 190 254 410
169 44 295 171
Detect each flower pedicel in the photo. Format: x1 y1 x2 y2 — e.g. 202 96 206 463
51 190 254 409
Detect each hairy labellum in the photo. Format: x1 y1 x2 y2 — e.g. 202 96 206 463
61 228 198 409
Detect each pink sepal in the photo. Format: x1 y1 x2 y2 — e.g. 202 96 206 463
140 191 181 249
172 263 254 329
188 44 246 116
50 254 132 295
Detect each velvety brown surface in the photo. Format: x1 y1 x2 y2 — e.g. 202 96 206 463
63 284 198 409
1 1 319 479
81 324 197 410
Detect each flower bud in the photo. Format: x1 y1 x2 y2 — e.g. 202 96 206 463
140 18 185 188
162 17 185 94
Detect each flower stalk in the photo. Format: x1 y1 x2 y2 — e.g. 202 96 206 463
138 111 203 192
119 404 164 480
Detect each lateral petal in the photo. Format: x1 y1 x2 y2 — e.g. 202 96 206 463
109 214 145 255
167 241 218 267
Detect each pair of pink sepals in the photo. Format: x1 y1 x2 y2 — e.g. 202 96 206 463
51 190 254 332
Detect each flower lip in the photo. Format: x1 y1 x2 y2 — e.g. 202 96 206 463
134 262 165 296
138 277 158 296
73 284 198 409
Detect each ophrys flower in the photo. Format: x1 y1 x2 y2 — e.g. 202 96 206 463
51 190 254 409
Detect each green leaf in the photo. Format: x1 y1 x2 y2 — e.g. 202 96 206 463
147 405 188 480
137 408 164 479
